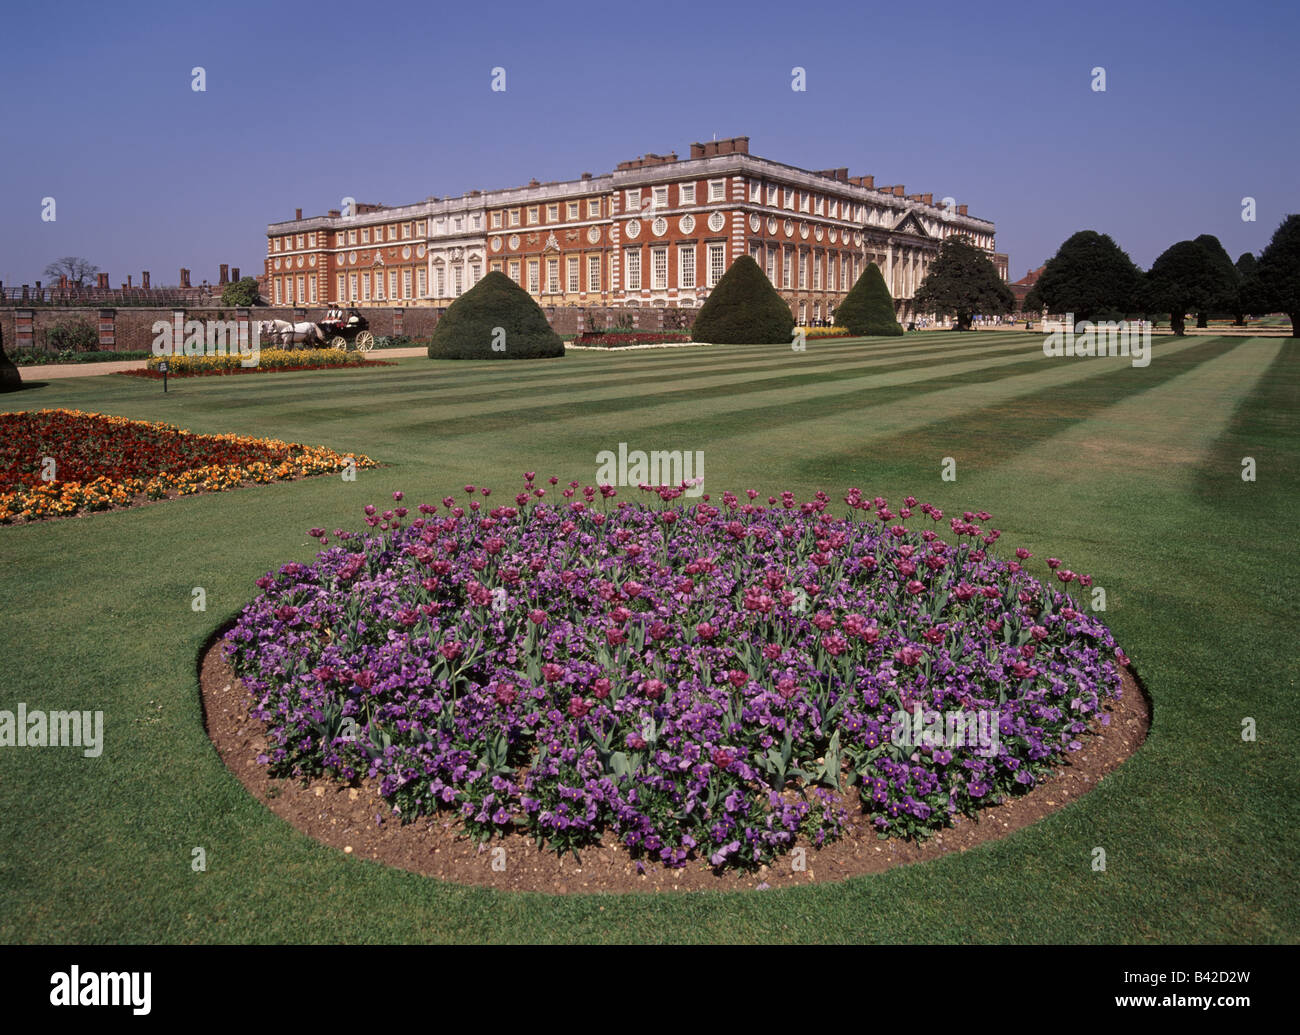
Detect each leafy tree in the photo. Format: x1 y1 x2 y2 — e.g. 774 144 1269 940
220 277 262 307
1144 239 1228 336
691 255 795 344
1191 234 1238 327
913 235 1014 331
427 271 564 359
1234 252 1259 325
1021 231 1141 322
1253 214 1300 337
834 262 903 336
42 257 98 287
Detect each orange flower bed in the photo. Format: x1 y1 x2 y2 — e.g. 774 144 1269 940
0 409 376 523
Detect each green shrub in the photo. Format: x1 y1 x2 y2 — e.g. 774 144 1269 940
427 272 564 360
690 255 795 344
42 319 99 353
0 334 21 393
835 263 904 336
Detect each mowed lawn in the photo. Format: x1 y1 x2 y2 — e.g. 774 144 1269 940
1 330 1295 943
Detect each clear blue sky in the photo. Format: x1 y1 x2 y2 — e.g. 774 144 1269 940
2 0 1295 288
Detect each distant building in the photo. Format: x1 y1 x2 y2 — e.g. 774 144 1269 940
1011 265 1046 310
265 137 1003 324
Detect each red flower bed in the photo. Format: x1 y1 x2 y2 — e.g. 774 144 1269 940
0 409 376 523
573 332 692 347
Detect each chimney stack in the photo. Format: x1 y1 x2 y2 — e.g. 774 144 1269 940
127 274 133 288
142 271 150 289
180 268 191 288
892 185 904 197
232 267 240 282
734 136 749 154
59 275 68 289
97 273 109 289
922 193 933 205
328 209 341 217
219 264 229 285
957 204 968 216
690 142 706 159
295 208 303 220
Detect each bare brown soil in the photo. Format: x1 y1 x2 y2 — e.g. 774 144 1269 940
201 637 1149 894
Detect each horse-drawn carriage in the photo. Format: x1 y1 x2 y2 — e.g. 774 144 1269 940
319 307 375 353
257 308 375 352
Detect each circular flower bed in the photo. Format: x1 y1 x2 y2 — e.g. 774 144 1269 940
224 479 1125 872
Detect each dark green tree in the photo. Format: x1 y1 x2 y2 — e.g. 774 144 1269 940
834 262 903 336
427 271 564 359
691 255 795 344
1253 214 1300 337
0 326 22 393
1144 239 1227 336
220 277 262 307
1191 235 1239 327
1234 252 1259 325
913 235 1015 331
1021 230 1142 322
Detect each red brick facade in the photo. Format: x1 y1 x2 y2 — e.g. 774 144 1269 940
266 137 1004 324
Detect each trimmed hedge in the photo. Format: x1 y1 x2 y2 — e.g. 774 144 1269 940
427 272 564 360
14 350 152 366
691 255 795 345
835 263 904 336
0 331 22 393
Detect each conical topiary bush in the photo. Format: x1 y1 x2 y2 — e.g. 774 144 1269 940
691 255 795 344
427 271 564 360
834 262 904 336
0 328 22 393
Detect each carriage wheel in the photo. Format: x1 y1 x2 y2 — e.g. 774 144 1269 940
331 337 347 351
355 331 375 353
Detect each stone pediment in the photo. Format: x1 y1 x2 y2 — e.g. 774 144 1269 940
890 210 933 238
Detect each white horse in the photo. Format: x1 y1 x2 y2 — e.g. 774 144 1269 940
257 320 325 350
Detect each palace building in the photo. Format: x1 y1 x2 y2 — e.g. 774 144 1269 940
264 136 1007 325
